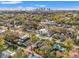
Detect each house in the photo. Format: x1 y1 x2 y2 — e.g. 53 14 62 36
59 33 65 42
34 41 48 50
18 34 32 47
69 48 79 58
28 53 39 58
40 21 57 26
76 34 79 40
53 44 66 52
38 29 48 35
36 29 53 40
22 40 32 47
28 52 42 58
63 25 70 28
1 51 11 58
53 44 61 51
48 30 57 37
39 46 47 50
67 32 73 38
47 21 57 26
56 50 64 58
59 47 66 52
38 29 55 40
1 50 15 58
14 25 23 30
0 29 5 34
19 35 30 43
34 41 43 49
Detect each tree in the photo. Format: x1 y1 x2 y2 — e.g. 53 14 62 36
4 30 19 43
63 50 69 58
31 34 39 43
63 38 75 49
50 51 56 58
0 36 5 50
13 48 26 58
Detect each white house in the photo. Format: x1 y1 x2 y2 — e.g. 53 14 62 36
76 35 79 40
1 50 15 58
38 29 48 35
0 29 5 34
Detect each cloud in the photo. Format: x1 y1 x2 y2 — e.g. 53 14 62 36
35 4 46 7
0 1 22 4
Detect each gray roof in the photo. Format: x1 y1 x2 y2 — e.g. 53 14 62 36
1 51 11 58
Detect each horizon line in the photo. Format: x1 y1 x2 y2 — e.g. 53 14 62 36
0 7 79 10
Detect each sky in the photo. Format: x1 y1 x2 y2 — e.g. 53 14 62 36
0 1 79 10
